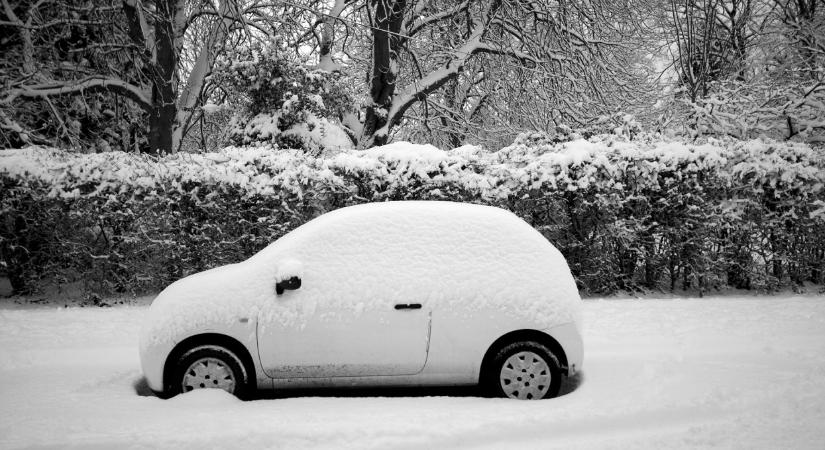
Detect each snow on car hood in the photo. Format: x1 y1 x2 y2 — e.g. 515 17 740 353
139 262 271 350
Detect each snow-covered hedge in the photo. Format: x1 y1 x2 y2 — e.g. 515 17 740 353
2 135 824 296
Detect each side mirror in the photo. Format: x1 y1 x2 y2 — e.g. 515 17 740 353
275 259 303 295
276 276 301 295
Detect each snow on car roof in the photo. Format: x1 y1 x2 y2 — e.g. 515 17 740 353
141 201 581 347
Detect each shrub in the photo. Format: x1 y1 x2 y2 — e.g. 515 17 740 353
1 135 823 297
213 47 355 154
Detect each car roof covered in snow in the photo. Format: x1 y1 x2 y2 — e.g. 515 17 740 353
250 201 581 324
142 201 581 347
255 201 545 257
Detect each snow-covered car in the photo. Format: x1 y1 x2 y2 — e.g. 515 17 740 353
139 201 583 400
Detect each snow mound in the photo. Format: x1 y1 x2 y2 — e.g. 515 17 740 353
168 388 240 406
362 141 448 163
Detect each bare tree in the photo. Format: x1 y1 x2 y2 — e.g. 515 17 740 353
773 0 824 78
670 0 723 100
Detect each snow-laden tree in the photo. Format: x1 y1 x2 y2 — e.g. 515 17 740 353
0 0 149 149
0 0 307 153
303 0 649 148
660 0 825 141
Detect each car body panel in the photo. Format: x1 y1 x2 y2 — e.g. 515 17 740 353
258 293 431 377
266 320 579 390
139 262 272 392
139 306 271 392
549 322 584 376
424 307 558 383
139 334 171 392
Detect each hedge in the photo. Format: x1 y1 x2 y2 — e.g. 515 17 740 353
1 134 824 297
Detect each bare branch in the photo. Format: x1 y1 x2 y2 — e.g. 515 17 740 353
3 77 152 111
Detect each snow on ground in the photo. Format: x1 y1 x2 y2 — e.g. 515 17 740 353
1 295 824 449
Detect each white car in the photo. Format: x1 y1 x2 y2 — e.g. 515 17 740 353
140 201 583 400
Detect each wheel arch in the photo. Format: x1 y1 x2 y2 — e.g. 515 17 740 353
163 333 257 395
479 329 569 385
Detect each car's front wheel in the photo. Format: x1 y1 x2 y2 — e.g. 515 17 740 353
172 345 249 398
488 341 562 400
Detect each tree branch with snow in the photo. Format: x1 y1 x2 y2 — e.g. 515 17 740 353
356 0 635 147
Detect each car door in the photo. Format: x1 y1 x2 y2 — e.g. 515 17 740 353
256 209 432 378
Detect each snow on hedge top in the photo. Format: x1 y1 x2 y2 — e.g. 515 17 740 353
363 141 447 163
140 201 582 347
1 136 823 202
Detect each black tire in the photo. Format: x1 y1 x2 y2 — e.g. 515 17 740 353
171 345 250 399
485 341 562 400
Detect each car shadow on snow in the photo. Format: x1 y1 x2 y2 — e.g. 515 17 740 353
257 371 584 400
133 372 584 400
559 371 584 396
133 377 155 397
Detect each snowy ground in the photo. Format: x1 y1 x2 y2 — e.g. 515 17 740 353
1 295 824 449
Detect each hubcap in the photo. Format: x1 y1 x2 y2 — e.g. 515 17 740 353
499 351 552 400
182 357 236 393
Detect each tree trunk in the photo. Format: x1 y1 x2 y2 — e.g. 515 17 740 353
148 101 176 154
643 235 657 289
363 0 406 147
792 0 820 77
317 0 349 71
444 78 463 148
147 0 180 154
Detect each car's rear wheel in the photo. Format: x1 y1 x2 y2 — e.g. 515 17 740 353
173 345 249 398
488 341 562 400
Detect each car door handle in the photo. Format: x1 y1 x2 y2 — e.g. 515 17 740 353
394 303 422 310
